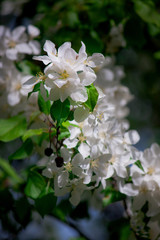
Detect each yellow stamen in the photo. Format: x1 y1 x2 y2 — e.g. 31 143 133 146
37 72 47 81
60 70 69 79
147 167 155 175
140 185 148 194
91 159 99 169
78 134 86 142
97 112 103 120
65 162 72 172
15 83 21 90
8 40 16 48
109 156 115 165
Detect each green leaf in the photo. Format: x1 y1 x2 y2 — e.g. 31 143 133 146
9 139 33 160
22 128 46 141
35 186 57 217
102 187 126 207
53 199 73 221
25 171 46 199
28 111 41 125
28 82 41 98
14 197 32 227
0 158 23 183
58 128 70 140
0 189 14 213
119 223 131 240
133 0 160 27
154 51 160 59
50 99 70 125
38 91 51 115
84 84 98 112
135 160 144 172
0 115 27 142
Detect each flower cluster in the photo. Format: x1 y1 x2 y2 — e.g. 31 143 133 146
26 40 104 102
0 25 40 60
34 40 140 206
120 143 160 239
1 22 160 237
0 24 40 116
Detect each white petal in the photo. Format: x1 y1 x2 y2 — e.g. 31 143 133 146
58 171 69 188
29 40 41 55
64 48 77 62
23 76 37 85
33 55 51 65
79 41 86 54
43 40 56 55
114 164 127 178
63 138 78 148
7 91 20 106
69 126 81 139
28 25 40 37
105 165 114 178
119 182 139 196
60 147 71 163
79 68 96 86
58 42 71 57
54 79 67 88
42 168 53 178
16 43 32 54
124 130 140 145
78 142 90 158
6 48 17 60
72 153 84 166
87 53 104 67
12 26 26 41
70 86 88 102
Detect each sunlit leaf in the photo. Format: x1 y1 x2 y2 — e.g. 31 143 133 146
0 115 27 142
9 139 33 160
0 158 23 183
25 171 46 199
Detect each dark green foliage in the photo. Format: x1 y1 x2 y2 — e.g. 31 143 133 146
9 139 33 160
84 84 99 112
28 82 41 98
38 89 51 115
35 187 57 217
0 115 27 142
25 171 46 199
13 197 32 227
102 186 126 207
50 99 70 125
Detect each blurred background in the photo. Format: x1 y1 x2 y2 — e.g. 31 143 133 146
0 0 160 239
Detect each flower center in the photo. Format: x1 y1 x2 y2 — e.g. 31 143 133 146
91 159 99 169
65 162 72 172
147 167 155 175
37 72 47 81
109 156 115 165
8 40 16 48
139 185 148 193
60 70 69 79
97 112 103 120
15 82 21 90
78 134 86 142
98 131 106 139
